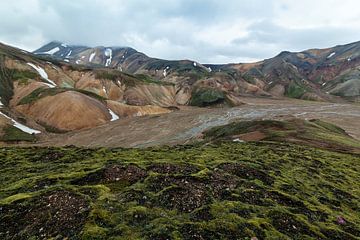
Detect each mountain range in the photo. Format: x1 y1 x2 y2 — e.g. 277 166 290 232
1 40 360 239
0 40 360 141
35 40 360 102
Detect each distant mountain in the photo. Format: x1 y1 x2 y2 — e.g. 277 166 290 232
1 40 360 142
0 41 175 140
35 40 360 102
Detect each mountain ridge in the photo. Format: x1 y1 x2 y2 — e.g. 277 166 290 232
1 39 360 143
34 40 360 102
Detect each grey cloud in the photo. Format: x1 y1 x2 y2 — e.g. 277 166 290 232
1 0 360 63
233 21 360 57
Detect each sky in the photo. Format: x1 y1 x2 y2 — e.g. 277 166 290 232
1 0 360 63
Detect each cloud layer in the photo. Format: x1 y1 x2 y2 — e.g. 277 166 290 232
1 0 360 63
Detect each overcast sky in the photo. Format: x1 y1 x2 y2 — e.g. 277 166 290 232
1 0 360 63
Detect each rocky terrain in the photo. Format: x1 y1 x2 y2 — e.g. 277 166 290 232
2 40 360 143
0 40 359 240
0 119 359 239
0 42 180 141
35 40 360 102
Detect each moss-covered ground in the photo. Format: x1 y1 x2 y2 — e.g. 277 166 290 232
190 87 226 107
0 140 359 239
0 124 36 142
203 118 360 154
17 87 107 105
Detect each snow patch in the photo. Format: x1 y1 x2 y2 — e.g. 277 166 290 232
76 60 81 64
268 81 273 85
207 67 212 72
108 109 119 121
89 52 96 62
348 57 352 62
0 98 4 107
163 66 170 77
103 86 107 94
327 52 336 59
66 50 72 57
61 43 68 48
81 56 85 59
105 48 113 67
64 59 70 62
233 138 244 143
0 111 41 134
27 63 57 87
193 62 197 67
41 47 60 55
322 82 326 86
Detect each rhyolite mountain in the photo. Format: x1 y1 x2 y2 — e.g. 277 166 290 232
0 42 174 139
1 41 359 240
35 40 360 102
1 39 360 142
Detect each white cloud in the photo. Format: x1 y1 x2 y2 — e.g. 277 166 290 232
1 0 360 63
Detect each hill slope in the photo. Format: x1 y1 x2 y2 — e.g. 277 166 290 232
1 137 359 239
0 42 176 141
35 40 360 102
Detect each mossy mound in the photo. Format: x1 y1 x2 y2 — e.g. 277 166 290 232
203 118 360 153
190 87 226 107
0 124 36 142
0 141 359 239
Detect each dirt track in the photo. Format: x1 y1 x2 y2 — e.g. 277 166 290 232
37 97 360 148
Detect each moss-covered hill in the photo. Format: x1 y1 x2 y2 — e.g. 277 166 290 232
0 141 359 240
203 118 360 154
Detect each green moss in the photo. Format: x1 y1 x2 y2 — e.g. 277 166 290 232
17 87 63 105
95 69 173 88
242 73 257 84
285 81 307 98
12 69 38 81
189 87 225 107
0 192 32 204
0 55 14 105
0 125 36 142
134 74 174 86
0 140 359 239
82 223 109 239
74 89 107 102
17 87 106 106
203 118 360 153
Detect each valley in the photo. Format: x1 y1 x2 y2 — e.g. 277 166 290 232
0 39 359 240
36 97 360 148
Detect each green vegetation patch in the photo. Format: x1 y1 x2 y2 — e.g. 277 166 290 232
285 81 307 98
0 140 359 239
189 87 226 107
135 74 174 86
0 124 36 142
95 69 172 87
203 118 360 153
12 69 38 81
17 87 65 105
0 55 14 106
74 89 107 102
18 87 106 105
